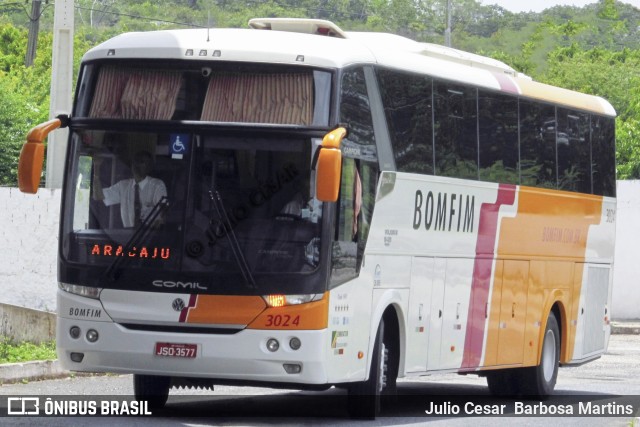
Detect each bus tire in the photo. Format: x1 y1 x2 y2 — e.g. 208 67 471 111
133 374 170 410
522 312 560 398
347 319 387 419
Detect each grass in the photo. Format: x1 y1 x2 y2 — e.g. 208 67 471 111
0 337 56 364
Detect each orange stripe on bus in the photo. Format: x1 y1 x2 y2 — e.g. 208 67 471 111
483 186 602 366
247 293 329 330
185 295 266 325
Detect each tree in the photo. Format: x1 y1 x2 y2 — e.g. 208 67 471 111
0 77 34 186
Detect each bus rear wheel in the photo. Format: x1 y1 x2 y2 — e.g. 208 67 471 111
133 374 170 410
521 312 560 398
486 312 560 398
347 319 388 419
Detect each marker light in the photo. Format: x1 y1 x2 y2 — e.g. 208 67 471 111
289 337 301 351
283 364 302 374
70 352 84 363
266 338 280 352
266 295 286 308
69 326 81 339
263 294 324 307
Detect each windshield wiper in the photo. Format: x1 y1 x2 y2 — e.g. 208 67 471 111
209 189 256 289
104 196 170 280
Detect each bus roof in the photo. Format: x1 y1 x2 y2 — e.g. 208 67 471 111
83 18 616 117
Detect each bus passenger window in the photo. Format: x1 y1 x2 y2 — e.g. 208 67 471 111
557 108 590 193
377 68 433 175
434 82 478 180
520 101 557 189
478 91 518 184
591 116 616 197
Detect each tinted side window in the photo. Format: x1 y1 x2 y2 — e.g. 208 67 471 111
520 101 556 188
339 67 377 160
478 91 518 184
557 108 591 193
434 82 478 179
377 68 433 174
592 116 616 197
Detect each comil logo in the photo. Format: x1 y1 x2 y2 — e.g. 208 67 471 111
7 397 40 415
152 280 206 290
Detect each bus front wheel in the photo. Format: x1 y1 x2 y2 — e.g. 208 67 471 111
347 319 388 419
133 374 170 410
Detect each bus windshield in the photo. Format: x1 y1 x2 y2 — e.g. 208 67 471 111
61 128 327 295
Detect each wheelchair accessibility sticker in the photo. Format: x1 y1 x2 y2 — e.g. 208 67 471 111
170 134 190 159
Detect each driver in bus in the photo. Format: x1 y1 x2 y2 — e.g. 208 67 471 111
92 151 167 228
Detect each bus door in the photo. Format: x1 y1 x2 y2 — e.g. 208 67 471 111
426 258 446 371
496 260 529 365
406 257 434 372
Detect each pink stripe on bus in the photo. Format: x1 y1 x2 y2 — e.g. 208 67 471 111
493 72 519 95
461 184 516 369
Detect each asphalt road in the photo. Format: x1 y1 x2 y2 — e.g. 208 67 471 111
1 334 640 426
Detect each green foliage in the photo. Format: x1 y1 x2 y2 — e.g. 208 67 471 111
616 119 640 179
0 77 34 186
3 0 640 182
598 0 619 20
543 45 640 121
0 337 56 364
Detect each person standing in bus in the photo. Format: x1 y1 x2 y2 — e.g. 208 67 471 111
92 151 167 228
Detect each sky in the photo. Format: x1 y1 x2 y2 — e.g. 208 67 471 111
478 0 640 13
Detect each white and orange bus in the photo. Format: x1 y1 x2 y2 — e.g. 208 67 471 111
19 18 616 419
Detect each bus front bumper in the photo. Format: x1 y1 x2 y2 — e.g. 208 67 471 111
56 315 330 386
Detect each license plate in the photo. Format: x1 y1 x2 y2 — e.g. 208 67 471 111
155 342 197 358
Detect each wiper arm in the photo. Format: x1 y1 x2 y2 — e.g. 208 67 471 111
209 189 256 289
105 196 170 280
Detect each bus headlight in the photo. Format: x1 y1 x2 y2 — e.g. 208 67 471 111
263 294 323 307
86 329 99 343
59 283 102 299
266 338 280 352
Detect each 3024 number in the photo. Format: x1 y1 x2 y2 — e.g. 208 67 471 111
265 314 300 327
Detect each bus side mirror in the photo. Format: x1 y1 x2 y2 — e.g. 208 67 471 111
18 118 63 194
315 127 346 202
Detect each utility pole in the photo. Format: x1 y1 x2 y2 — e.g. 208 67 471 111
46 0 74 189
445 0 452 47
25 0 42 67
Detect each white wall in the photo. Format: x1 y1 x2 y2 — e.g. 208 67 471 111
612 180 640 320
0 188 59 311
0 183 638 320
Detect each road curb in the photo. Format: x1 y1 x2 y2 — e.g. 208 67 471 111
611 322 640 335
0 360 68 384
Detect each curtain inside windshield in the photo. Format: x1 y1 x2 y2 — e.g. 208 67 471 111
84 64 321 125
201 73 313 124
